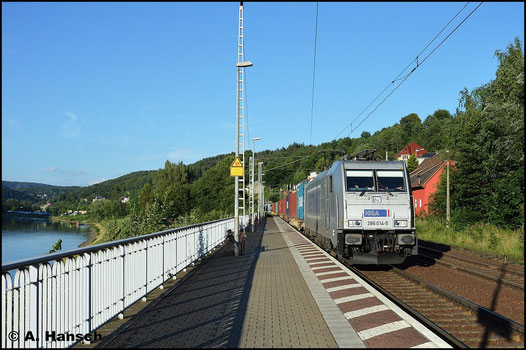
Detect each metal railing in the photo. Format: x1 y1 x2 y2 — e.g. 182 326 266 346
1 215 249 348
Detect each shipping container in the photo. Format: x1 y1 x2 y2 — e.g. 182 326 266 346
286 193 290 216
297 181 305 220
288 190 298 219
279 196 287 216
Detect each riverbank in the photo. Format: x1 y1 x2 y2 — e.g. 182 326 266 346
49 215 106 248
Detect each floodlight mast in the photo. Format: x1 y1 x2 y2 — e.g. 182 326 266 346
234 1 253 256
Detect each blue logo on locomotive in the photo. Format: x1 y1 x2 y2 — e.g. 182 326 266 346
364 209 388 217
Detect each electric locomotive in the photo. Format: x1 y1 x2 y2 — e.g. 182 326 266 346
272 150 417 265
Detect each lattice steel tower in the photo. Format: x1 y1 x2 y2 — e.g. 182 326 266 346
234 1 252 254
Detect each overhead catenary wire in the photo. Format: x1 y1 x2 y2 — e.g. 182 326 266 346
344 2 483 138
334 1 473 140
264 155 311 172
309 2 319 145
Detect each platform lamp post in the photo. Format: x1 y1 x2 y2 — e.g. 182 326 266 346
258 161 263 221
446 150 450 228
251 137 261 232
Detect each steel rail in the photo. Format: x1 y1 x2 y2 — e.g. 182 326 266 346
390 265 525 340
419 245 525 277
346 261 468 348
418 252 524 290
275 217 467 348
277 216 524 347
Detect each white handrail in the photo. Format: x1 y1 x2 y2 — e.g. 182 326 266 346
1 215 249 348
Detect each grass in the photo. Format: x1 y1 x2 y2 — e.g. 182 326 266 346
416 217 524 264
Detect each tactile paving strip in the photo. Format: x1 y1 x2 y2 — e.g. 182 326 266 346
275 218 451 349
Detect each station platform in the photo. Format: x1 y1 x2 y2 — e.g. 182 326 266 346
91 217 450 348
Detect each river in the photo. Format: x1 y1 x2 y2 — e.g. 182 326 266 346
2 214 90 265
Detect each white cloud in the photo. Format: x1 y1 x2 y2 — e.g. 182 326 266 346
89 178 109 185
61 111 81 138
44 167 86 175
7 118 22 128
167 149 200 162
64 111 79 121
137 153 162 161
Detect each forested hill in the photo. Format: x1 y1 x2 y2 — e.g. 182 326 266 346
2 181 79 203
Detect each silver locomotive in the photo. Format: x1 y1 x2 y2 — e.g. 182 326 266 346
304 153 417 264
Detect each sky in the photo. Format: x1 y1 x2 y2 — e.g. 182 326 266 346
2 2 524 186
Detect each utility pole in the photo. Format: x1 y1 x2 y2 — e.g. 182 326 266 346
251 137 260 232
249 156 253 231
446 151 450 228
258 162 263 220
234 1 252 256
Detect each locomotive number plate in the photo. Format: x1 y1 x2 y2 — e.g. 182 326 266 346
366 220 389 227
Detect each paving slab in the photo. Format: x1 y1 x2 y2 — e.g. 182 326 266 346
93 217 338 348
274 217 452 349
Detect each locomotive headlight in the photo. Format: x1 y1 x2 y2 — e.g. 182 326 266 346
345 234 362 245
394 220 408 227
348 220 361 227
398 234 415 245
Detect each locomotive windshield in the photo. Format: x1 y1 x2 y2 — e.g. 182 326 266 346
346 170 374 191
376 170 406 192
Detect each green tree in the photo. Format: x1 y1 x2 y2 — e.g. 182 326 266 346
400 113 423 143
361 131 371 139
431 37 524 228
4 198 20 211
422 109 454 151
49 239 62 253
407 155 419 173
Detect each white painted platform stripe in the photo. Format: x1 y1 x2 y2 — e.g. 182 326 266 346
303 253 325 258
311 265 337 271
325 284 362 293
343 305 390 319
308 261 333 266
321 276 354 284
315 270 343 276
334 293 375 304
304 256 330 261
357 320 411 340
411 341 440 348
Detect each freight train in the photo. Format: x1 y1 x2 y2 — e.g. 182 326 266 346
270 153 417 264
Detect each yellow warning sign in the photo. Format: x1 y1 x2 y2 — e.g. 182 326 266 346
231 157 242 167
230 157 243 177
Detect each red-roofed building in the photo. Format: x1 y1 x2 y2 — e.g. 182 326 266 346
396 142 428 161
410 155 454 215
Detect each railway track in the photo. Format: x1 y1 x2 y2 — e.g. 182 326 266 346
353 265 524 348
278 218 525 348
417 245 524 290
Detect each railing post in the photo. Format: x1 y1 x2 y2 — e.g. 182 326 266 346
161 236 165 289
87 252 93 334
142 240 148 302
119 245 125 319
28 264 39 348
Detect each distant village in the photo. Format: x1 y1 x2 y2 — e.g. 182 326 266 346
36 195 130 217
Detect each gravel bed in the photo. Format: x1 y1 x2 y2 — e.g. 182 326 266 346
399 252 524 325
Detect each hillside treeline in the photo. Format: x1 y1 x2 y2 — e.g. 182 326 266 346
3 37 523 237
